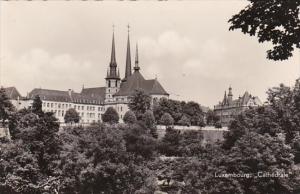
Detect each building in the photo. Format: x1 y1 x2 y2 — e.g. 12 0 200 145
214 86 262 126
4 87 31 110
8 30 169 124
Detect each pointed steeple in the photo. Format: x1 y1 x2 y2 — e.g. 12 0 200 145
110 30 117 67
222 91 227 105
134 43 140 71
106 27 120 80
124 24 132 81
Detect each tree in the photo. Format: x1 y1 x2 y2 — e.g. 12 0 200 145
160 113 174 127
229 0 300 61
123 123 157 159
142 110 156 129
0 87 15 125
0 141 42 194
206 110 220 126
59 124 152 194
32 95 43 117
153 98 183 124
178 115 191 127
64 108 80 124
182 101 205 127
102 107 119 124
129 89 151 120
11 110 61 175
123 110 137 124
159 128 182 156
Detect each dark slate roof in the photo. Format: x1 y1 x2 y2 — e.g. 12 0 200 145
29 88 104 104
4 87 22 100
114 71 168 96
29 88 71 102
81 87 106 101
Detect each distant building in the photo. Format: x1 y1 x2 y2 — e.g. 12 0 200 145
5 29 169 124
4 87 31 110
214 86 262 126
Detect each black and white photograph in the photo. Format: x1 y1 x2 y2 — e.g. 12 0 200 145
0 0 300 193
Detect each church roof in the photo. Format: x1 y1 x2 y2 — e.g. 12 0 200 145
114 71 168 96
4 87 22 100
81 87 106 101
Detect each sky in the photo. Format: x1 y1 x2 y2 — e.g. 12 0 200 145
0 1 299 107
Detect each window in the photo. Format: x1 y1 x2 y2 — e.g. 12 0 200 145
108 80 111 87
121 106 123 112
47 103 49 108
82 106 84 110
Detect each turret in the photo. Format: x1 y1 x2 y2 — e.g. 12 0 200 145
227 86 233 103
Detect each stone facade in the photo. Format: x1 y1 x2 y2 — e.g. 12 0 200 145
214 86 262 126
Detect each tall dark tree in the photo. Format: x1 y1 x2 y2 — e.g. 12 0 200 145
229 0 300 60
129 89 151 120
142 110 156 129
32 95 43 117
0 87 15 125
182 101 205 127
102 107 119 124
64 108 80 124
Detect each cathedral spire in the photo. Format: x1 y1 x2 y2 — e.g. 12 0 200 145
124 24 132 80
106 27 120 80
134 43 140 71
110 28 117 66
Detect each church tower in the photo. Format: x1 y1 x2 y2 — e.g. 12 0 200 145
105 30 121 103
123 25 132 82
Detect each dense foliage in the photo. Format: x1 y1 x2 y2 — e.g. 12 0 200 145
1 79 300 193
0 87 15 125
153 98 205 126
129 89 151 120
229 0 300 60
64 108 80 124
123 110 137 124
102 107 119 124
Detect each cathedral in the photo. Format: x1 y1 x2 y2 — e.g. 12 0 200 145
7 30 169 124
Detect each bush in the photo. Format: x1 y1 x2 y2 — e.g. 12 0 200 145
178 115 191 126
160 113 174 126
123 110 137 124
102 107 119 124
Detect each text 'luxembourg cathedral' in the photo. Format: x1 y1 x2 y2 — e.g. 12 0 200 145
7 30 169 123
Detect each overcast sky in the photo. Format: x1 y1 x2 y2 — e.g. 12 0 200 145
1 1 299 107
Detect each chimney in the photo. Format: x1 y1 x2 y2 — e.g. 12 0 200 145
68 89 72 97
